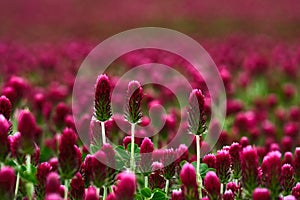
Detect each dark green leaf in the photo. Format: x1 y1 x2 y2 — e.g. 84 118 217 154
141 187 152 198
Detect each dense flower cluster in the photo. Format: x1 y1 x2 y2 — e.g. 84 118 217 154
0 37 299 200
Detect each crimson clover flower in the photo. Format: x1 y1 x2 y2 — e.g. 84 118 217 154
111 171 136 200
292 183 300 199
58 128 82 180
0 95 12 120
180 163 199 199
70 172 85 200
171 189 184 200
94 74 112 122
45 172 61 195
0 167 16 199
216 149 231 184
223 190 234 200
203 154 216 169
0 115 10 162
84 186 98 200
229 142 241 179
36 162 52 200
240 145 259 193
140 137 154 174
252 188 271 200
125 80 143 124
261 151 281 197
18 109 37 154
281 164 295 195
204 171 221 200
188 89 206 136
293 147 300 181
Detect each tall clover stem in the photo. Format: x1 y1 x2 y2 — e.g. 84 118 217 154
144 175 149 188
64 179 69 200
26 154 33 200
165 179 170 194
14 172 20 200
130 123 136 172
196 135 202 198
101 121 106 144
103 186 107 200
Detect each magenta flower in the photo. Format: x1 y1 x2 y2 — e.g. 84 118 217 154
204 171 220 200
84 186 99 200
216 149 231 183
293 147 300 181
261 151 281 197
1 86 17 106
240 145 259 193
283 151 293 165
91 150 108 188
162 148 178 180
203 154 216 169
36 162 52 199
149 162 165 190
188 89 206 135
94 74 112 122
113 171 136 200
0 95 12 120
0 115 10 162
45 193 63 200
180 163 199 199
223 190 234 200
292 183 300 199
229 142 241 178
125 80 143 124
70 173 85 200
58 128 81 179
171 189 184 200
140 137 154 173
45 172 61 195
0 167 16 199
18 109 37 154
252 188 271 200
281 164 295 195
53 102 70 130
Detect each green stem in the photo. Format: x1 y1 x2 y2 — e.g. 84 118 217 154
144 175 149 188
26 154 31 174
101 121 106 145
103 186 107 200
64 179 69 200
220 183 224 195
130 123 136 172
14 172 20 200
164 179 170 195
196 135 202 198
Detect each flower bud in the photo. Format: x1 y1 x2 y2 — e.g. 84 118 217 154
216 150 231 183
45 193 63 200
125 80 143 124
58 128 81 179
94 74 112 122
252 188 271 200
223 190 234 200
36 162 52 199
281 164 295 195
229 142 241 178
84 186 98 200
45 172 61 195
188 89 206 135
292 183 300 199
204 171 220 200
70 173 85 200
0 167 16 199
203 154 216 169
0 115 10 161
293 147 300 181
0 96 12 120
180 163 198 199
18 110 37 154
114 171 136 200
171 189 184 200
240 146 259 193
140 137 154 173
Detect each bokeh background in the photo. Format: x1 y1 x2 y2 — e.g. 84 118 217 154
1 0 300 42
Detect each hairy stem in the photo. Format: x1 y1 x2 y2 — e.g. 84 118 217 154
64 179 69 200
144 175 149 188
165 179 170 194
101 121 106 145
130 123 136 172
196 135 202 198
103 186 107 200
14 172 20 200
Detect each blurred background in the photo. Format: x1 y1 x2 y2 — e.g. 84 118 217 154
1 0 300 42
